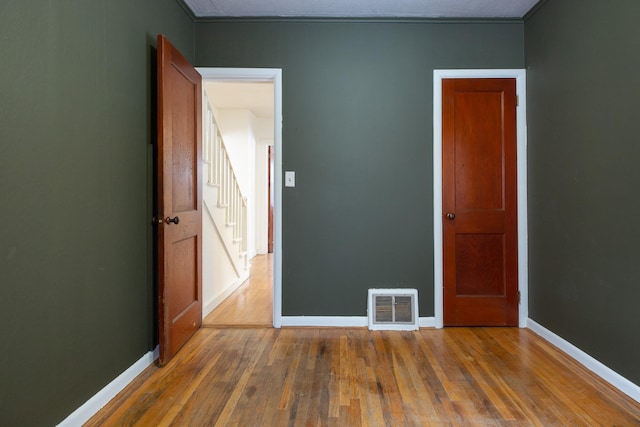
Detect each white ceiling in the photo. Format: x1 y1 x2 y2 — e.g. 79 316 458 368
183 0 540 19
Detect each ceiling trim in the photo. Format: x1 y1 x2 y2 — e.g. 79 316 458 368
181 0 538 20
176 0 197 21
189 16 525 24
523 0 550 21
175 0 536 24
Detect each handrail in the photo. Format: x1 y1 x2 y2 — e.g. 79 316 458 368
203 95 249 269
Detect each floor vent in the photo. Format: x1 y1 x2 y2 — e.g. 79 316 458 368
367 289 419 331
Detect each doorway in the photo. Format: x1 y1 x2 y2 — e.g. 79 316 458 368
433 69 528 329
197 68 283 328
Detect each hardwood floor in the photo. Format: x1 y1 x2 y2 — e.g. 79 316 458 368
203 254 273 327
85 327 640 426
87 255 640 425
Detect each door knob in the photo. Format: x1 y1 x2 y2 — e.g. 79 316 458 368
165 216 180 224
446 213 456 220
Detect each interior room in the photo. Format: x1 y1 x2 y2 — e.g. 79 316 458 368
1 0 639 425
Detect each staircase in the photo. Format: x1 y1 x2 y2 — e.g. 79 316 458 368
203 96 249 276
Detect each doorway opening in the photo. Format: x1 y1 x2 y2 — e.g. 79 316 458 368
197 68 282 328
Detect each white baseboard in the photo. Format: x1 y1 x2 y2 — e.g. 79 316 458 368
527 319 640 403
280 316 437 328
202 272 250 319
57 346 159 426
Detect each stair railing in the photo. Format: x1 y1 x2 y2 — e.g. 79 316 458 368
204 97 248 266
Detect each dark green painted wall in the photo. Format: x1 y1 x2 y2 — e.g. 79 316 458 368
13 3 639 423
195 20 525 317
525 1 640 384
0 1 193 425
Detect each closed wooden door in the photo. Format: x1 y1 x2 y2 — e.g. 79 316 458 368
156 35 202 364
442 78 518 326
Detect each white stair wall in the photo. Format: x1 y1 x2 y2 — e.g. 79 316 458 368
202 178 249 317
201 96 251 318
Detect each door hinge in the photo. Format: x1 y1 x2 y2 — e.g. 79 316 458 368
518 291 521 304
516 95 519 107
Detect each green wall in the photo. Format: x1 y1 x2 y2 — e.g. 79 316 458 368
12 3 639 423
525 1 640 384
0 1 194 425
195 20 525 317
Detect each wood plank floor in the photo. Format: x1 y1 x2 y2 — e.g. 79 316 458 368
203 254 273 327
85 327 640 426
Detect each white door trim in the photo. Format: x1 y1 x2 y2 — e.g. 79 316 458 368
433 69 528 328
196 67 283 328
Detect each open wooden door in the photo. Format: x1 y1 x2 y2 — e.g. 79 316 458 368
442 78 518 326
156 35 202 365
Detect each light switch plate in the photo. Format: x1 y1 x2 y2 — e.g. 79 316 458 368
285 171 295 187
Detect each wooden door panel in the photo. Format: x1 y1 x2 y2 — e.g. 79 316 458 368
157 34 202 365
455 234 505 296
170 64 198 213
443 78 518 326
167 237 198 319
454 91 505 210
166 236 200 358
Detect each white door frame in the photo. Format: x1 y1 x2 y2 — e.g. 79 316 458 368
433 69 528 328
197 67 283 328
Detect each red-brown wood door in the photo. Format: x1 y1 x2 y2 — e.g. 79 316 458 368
157 35 202 364
442 78 518 326
268 146 274 253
